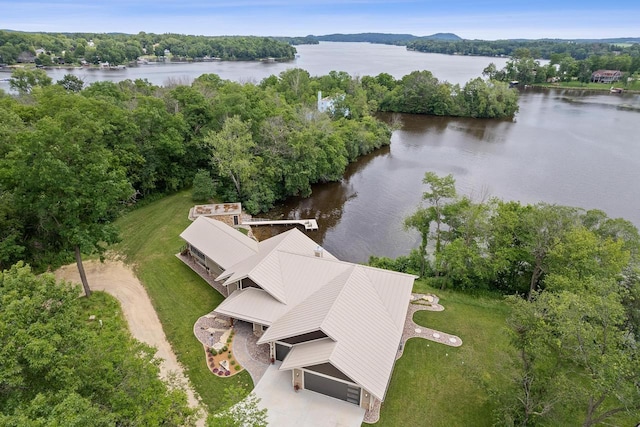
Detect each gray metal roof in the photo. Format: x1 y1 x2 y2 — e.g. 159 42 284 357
213 288 287 325
258 264 414 401
179 216 258 270
279 338 336 371
217 228 337 303
215 252 351 325
183 218 415 401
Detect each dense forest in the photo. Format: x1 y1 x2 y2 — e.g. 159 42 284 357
1 65 519 273
0 30 297 65
370 172 640 425
0 69 383 271
0 263 195 425
361 71 519 118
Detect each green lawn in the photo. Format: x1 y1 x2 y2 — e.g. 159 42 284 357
376 283 515 426
112 191 252 415
111 192 516 423
110 192 634 425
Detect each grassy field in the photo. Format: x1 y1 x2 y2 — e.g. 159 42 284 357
376 282 514 426
112 191 252 415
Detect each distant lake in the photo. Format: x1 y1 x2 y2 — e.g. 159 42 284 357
0 42 509 91
2 42 638 263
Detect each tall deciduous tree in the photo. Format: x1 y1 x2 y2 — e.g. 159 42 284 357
9 68 52 94
56 74 84 92
205 115 258 200
422 172 457 276
404 207 435 277
498 295 562 426
522 204 579 300
404 171 458 279
0 89 132 296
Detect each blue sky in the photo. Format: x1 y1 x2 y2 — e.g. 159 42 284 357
2 0 638 40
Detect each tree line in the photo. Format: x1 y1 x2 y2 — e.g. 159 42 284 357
482 48 640 86
370 171 640 425
0 68 389 274
406 38 640 61
0 67 519 287
0 30 297 65
362 70 519 118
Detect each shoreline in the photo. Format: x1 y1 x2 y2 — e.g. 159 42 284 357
529 83 640 94
0 56 296 72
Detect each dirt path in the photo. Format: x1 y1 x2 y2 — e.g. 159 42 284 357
55 260 205 425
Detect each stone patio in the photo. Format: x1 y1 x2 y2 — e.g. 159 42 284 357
184 251 270 385
232 321 270 384
193 311 270 384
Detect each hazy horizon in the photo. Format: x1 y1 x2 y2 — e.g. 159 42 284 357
1 0 639 41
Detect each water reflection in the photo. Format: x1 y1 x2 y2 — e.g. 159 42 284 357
258 89 640 264
252 145 389 247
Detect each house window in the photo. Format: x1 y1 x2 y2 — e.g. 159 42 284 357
189 245 206 264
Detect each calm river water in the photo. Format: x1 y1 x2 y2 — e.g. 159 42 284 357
3 42 639 263
257 88 640 263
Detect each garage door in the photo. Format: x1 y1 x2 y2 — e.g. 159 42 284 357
275 343 291 361
304 372 360 405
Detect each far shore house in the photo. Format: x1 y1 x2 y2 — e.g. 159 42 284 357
180 215 416 410
591 69 622 83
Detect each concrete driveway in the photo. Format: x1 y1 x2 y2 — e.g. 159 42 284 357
252 364 365 427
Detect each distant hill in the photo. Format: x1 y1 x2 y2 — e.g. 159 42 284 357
307 32 461 44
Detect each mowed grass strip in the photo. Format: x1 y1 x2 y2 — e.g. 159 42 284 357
113 191 252 414
376 283 514 427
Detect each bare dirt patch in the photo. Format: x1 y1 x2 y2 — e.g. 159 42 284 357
55 260 205 424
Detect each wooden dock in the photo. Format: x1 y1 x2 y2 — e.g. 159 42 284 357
241 218 318 231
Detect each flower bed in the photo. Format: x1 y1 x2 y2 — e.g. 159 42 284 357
203 328 244 377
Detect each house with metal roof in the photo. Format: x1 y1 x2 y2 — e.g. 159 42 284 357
591 69 622 83
180 216 258 278
180 217 416 410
